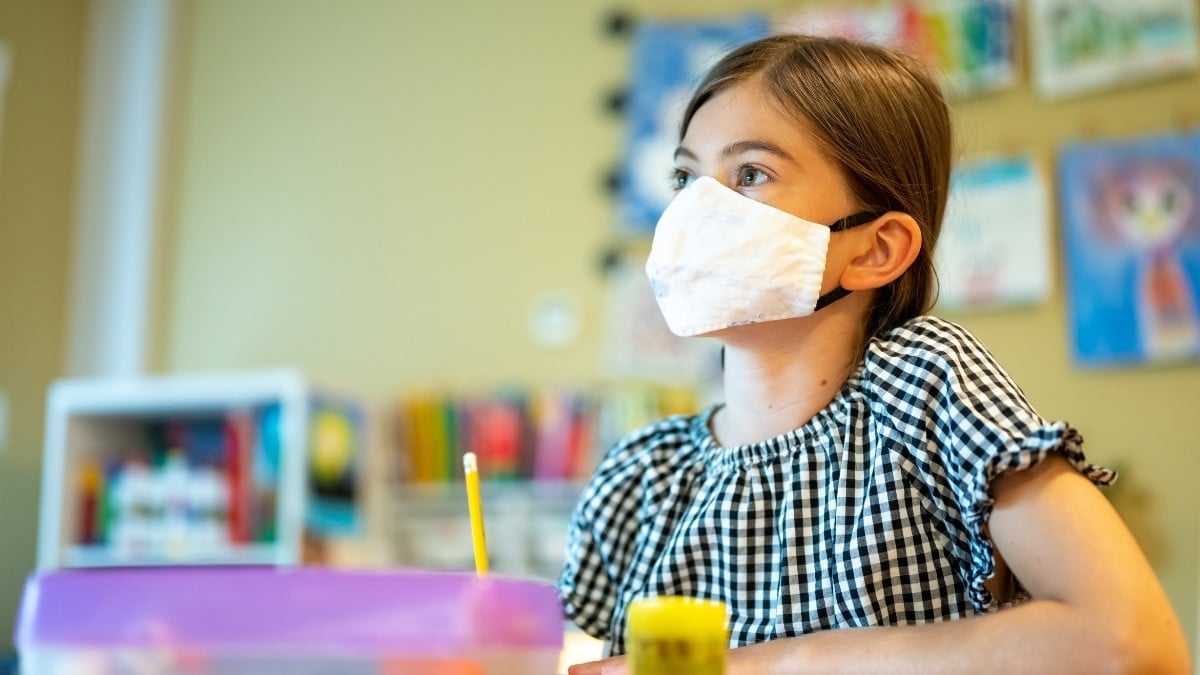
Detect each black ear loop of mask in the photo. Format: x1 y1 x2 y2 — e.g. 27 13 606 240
719 210 886 370
812 210 887 310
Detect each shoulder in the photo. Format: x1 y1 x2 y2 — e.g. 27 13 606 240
865 315 994 370
613 413 696 454
857 315 1034 439
603 413 698 471
861 315 1015 393
578 412 704 507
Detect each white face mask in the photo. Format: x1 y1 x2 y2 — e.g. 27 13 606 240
645 176 882 337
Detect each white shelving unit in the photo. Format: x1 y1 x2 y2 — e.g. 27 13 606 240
37 370 314 571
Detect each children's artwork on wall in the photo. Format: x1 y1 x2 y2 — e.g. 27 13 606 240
600 250 721 387
1029 0 1199 99
306 396 365 535
774 0 1018 99
935 155 1053 310
619 14 769 234
1059 132 1200 367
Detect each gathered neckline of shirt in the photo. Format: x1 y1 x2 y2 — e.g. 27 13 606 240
690 366 867 473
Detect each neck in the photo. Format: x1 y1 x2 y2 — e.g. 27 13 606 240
712 305 866 447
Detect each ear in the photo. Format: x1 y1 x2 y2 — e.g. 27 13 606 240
839 212 923 291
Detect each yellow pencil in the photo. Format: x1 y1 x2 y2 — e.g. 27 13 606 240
462 452 488 575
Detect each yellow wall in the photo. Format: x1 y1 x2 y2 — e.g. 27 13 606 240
163 0 1200 652
0 0 84 644
164 0 622 396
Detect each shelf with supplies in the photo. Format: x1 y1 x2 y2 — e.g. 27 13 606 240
384 383 703 580
387 479 585 581
37 369 369 571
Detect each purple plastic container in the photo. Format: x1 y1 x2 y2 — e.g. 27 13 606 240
15 567 564 674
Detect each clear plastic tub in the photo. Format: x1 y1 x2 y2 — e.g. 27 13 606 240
14 567 563 674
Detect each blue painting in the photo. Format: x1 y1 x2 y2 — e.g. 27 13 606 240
619 15 769 233
1059 132 1200 367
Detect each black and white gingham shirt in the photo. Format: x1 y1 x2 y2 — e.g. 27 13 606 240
558 315 1115 655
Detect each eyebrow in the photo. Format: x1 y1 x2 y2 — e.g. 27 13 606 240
673 139 797 163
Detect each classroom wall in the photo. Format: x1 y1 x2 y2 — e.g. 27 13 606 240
161 0 1200 651
0 0 84 645
163 0 620 396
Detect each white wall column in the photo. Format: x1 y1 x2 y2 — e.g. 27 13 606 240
67 0 176 378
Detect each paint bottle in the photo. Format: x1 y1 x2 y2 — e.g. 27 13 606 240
626 596 727 675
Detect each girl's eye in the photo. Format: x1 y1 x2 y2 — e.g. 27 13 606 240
671 169 693 192
737 166 770 187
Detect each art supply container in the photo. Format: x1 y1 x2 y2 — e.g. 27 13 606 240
14 567 563 674
626 596 727 675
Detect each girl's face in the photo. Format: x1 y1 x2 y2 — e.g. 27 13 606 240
672 79 863 302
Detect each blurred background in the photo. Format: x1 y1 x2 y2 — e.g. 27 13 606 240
1 0 1199 667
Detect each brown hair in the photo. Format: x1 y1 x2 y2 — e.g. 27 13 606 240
681 34 951 340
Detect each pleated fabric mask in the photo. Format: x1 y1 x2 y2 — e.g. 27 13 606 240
645 176 881 337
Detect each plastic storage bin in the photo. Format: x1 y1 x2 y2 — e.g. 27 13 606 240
14 567 563 674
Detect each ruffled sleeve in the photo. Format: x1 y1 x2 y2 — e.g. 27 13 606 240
556 416 692 639
864 316 1116 612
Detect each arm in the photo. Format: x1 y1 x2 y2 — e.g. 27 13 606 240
568 457 1192 675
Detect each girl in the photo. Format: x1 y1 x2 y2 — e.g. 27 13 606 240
559 35 1190 674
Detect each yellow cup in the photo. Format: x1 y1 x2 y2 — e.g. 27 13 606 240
626 596 727 675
